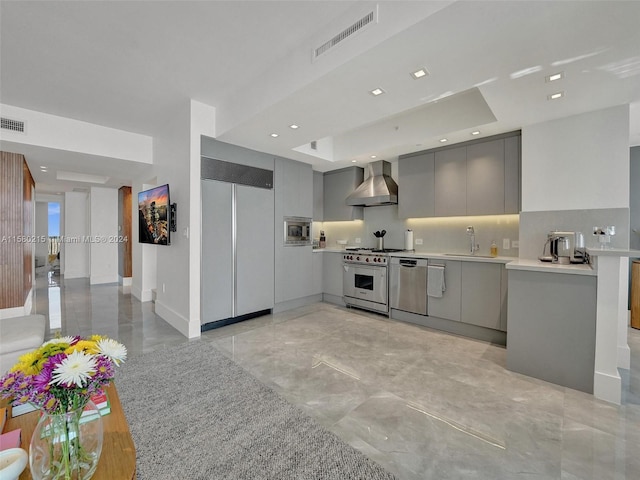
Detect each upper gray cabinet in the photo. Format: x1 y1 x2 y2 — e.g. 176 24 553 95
504 135 521 214
434 146 467 217
398 152 435 218
313 171 324 221
398 132 520 218
323 167 364 221
466 139 505 216
275 158 313 218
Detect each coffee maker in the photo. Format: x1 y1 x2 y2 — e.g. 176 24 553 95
539 231 589 264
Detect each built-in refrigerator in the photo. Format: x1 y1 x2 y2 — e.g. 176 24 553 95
200 157 274 329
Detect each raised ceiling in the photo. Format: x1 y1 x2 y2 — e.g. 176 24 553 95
1 1 639 192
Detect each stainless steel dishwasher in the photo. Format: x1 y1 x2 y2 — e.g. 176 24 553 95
390 257 428 316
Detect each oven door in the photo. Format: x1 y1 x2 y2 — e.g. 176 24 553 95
343 263 387 306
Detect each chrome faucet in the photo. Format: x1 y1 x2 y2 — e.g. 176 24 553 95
466 226 479 255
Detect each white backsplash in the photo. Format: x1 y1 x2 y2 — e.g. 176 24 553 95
313 205 520 257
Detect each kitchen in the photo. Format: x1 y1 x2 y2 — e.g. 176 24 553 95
199 109 638 406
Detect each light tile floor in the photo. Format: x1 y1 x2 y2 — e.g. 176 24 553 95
35 272 640 479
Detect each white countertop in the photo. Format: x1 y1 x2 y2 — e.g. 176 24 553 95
387 251 515 264
586 247 640 257
505 258 596 276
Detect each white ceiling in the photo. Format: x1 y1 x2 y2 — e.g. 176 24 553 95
1 1 639 193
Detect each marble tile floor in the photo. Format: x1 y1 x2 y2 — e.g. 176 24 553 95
34 273 640 479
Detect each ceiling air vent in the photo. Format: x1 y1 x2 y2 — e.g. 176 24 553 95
310 140 317 150
313 9 377 60
1 117 26 133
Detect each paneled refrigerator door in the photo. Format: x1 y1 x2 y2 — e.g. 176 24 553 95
235 183 274 316
201 179 233 323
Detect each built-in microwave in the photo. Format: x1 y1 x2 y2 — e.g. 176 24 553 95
284 216 312 246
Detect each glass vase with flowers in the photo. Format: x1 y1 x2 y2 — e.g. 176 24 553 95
0 335 127 480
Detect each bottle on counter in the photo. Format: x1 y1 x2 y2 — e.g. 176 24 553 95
319 231 326 248
490 240 498 257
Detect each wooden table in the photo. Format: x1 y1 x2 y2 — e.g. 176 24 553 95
4 384 136 480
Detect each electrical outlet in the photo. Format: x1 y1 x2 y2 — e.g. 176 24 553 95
503 238 510 250
512 240 519 248
355 238 361 244
415 238 423 245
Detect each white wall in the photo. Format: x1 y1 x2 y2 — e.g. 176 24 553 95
144 99 214 338
131 180 157 302
89 187 119 284
522 105 630 212
188 100 216 335
64 192 90 279
631 146 640 251
35 202 48 265
0 104 152 164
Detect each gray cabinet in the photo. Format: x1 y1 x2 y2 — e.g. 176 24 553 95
506 270 596 393
434 146 467 217
398 132 520 218
398 152 435 219
322 251 344 300
427 259 461 321
461 262 503 331
323 167 364 221
312 252 323 295
466 139 505 216
504 135 520 214
274 158 314 304
275 158 312 218
313 171 324 221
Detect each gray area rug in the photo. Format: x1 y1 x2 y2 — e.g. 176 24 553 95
117 340 397 480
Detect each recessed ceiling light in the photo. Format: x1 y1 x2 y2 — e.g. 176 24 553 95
351 160 357 163
471 131 481 136
270 133 279 138
369 88 385 96
370 155 377 159
547 91 564 100
411 68 429 79
40 166 47 169
546 72 564 82
289 124 299 129
440 138 448 143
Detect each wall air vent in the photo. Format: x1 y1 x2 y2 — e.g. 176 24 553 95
313 9 377 60
310 140 317 150
1 117 26 133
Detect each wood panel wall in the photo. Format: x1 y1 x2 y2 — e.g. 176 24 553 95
0 151 34 310
118 186 132 278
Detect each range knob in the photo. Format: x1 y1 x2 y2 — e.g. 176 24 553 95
356 256 360 261
366 257 370 262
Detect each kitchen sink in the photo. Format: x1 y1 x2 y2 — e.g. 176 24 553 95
444 253 496 258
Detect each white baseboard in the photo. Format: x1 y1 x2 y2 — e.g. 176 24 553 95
63 270 88 279
593 370 622 405
155 300 200 339
0 289 34 319
118 276 132 287
90 273 119 285
131 285 153 303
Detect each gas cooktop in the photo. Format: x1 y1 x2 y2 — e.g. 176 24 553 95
345 247 405 253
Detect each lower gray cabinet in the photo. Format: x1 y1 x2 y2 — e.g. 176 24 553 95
461 262 503 331
312 252 323 295
322 251 344 299
427 260 461 321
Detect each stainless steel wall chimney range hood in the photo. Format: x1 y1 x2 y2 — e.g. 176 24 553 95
346 160 398 206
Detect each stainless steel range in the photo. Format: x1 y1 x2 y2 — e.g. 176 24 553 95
342 248 404 314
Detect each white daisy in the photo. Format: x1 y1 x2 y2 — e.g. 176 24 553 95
42 336 76 347
50 350 97 388
96 338 127 366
